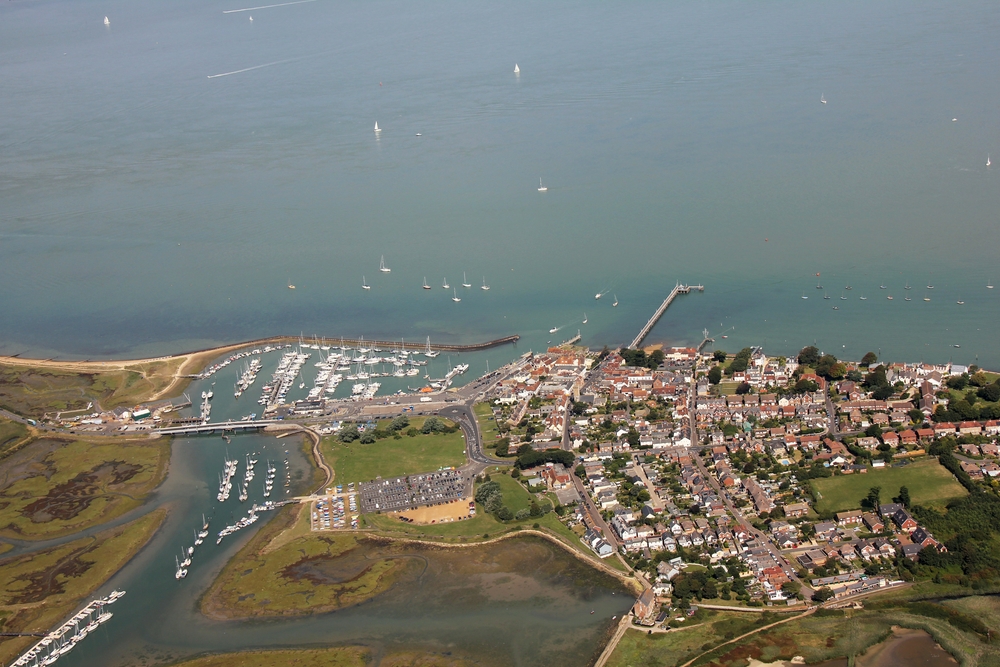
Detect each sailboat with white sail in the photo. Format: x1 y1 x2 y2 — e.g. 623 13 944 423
379 255 391 272
422 277 431 289
452 288 461 302
374 121 381 133
462 272 471 288
362 276 370 290
481 277 490 291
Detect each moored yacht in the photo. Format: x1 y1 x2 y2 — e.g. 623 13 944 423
379 255 390 272
362 276 370 290
462 272 471 288
481 276 490 290
422 277 431 289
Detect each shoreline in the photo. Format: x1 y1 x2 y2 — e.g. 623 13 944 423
0 333 521 372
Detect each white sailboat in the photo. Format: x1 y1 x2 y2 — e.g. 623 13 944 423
379 255 391 272
820 93 826 104
612 294 618 307
362 276 370 290
442 277 450 289
374 121 381 133
424 336 439 358
481 276 490 291
452 288 461 302
104 16 110 26
462 272 471 288
514 63 520 74
537 178 547 192
422 277 431 290
988 280 994 289
988 154 992 168
582 313 588 324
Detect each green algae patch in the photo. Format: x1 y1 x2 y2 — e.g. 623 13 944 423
0 434 169 540
166 646 371 667
0 509 165 666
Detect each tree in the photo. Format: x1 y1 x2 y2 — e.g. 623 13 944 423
529 501 543 517
812 587 834 602
969 371 991 387
794 378 819 394
708 366 723 385
894 486 911 508
872 385 893 400
359 431 376 444
735 382 751 395
388 415 410 432
338 425 360 442
815 354 843 380
798 346 820 366
496 506 514 521
978 382 1000 403
575 464 586 478
946 374 969 390
862 486 881 510
861 351 878 366
865 424 883 439
713 350 728 362
908 408 925 424
495 437 511 457
648 349 665 369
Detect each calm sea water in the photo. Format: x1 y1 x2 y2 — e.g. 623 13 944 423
2 0 999 370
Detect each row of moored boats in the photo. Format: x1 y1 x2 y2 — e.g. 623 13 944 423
11 591 125 666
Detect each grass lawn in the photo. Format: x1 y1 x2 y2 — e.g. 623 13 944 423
320 417 466 485
811 458 967 513
473 402 503 447
0 418 29 458
0 509 165 666
0 435 170 540
167 648 370 667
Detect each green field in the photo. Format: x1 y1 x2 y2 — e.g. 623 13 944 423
320 417 466 485
473 402 503 446
0 510 165 666
811 458 967 514
0 435 170 540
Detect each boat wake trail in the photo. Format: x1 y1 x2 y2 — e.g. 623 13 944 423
223 0 317 13
207 54 316 78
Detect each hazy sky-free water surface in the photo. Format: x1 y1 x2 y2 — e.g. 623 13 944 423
1 0 999 370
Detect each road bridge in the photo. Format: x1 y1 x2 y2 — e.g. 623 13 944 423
154 420 278 436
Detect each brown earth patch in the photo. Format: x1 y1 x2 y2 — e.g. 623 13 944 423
10 543 97 604
280 545 373 586
21 461 141 523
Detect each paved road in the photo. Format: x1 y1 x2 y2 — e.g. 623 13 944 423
631 454 665 510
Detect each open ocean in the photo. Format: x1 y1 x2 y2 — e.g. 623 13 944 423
2 0 999 368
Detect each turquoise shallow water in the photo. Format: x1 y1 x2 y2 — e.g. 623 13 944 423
1 0 998 369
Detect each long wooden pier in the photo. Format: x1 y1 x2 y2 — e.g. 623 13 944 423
629 283 704 349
